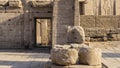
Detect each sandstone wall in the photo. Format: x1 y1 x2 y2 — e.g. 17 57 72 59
85 0 120 15
0 0 120 48
80 15 120 41
0 0 53 48
53 0 74 45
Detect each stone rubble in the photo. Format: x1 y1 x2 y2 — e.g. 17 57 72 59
50 45 78 65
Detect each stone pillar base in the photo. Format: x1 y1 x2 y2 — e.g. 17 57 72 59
44 61 102 68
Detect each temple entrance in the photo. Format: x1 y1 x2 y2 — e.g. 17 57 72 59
35 18 52 47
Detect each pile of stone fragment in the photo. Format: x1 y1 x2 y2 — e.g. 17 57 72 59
45 26 102 68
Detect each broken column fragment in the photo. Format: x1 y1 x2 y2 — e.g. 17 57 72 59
79 47 102 66
50 45 78 66
67 26 85 44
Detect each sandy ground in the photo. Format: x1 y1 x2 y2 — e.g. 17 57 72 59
0 41 119 68
88 41 120 68
0 49 50 68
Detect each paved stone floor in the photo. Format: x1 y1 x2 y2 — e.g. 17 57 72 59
0 49 50 68
89 41 120 68
0 41 120 68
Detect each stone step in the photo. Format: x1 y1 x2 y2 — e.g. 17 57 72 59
44 61 102 68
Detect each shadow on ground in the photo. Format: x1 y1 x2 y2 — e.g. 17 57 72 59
102 53 120 58
0 48 50 68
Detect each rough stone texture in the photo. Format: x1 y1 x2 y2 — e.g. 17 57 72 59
53 0 75 45
80 15 120 41
67 26 85 44
101 0 114 15
80 15 95 28
8 0 22 8
0 13 24 48
0 0 8 6
29 1 52 8
50 47 78 65
0 6 5 13
73 26 85 44
116 0 120 15
70 44 90 51
74 0 80 26
45 61 102 68
96 16 119 29
78 47 102 66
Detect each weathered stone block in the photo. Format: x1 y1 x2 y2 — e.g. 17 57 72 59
29 1 52 8
67 26 85 44
0 6 5 13
101 0 114 15
45 61 102 68
5 7 22 13
110 34 117 41
80 15 95 28
0 0 8 6
117 34 120 41
51 46 78 66
78 47 102 66
85 37 90 42
116 0 120 15
96 16 118 29
8 0 22 8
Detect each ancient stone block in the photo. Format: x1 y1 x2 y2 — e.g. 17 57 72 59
74 26 85 44
96 16 118 29
85 37 90 42
101 0 114 15
67 26 85 44
45 61 102 68
70 44 90 51
87 28 108 37
110 34 117 41
29 1 52 8
116 0 120 15
0 6 5 13
84 0 94 15
5 7 22 13
8 0 22 8
78 47 102 66
80 15 95 28
51 46 78 66
0 0 8 6
116 34 120 41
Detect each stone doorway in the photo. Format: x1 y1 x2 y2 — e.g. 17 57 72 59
34 18 52 47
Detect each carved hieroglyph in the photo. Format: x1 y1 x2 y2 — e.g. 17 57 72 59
101 0 114 15
85 0 117 15
116 0 120 15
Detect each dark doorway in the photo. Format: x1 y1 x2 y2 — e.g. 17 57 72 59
79 2 85 15
34 18 52 48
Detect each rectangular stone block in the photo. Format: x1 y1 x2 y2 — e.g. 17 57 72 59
8 0 22 8
84 0 94 15
116 0 120 15
45 62 101 68
96 16 118 29
5 7 22 13
30 7 52 13
85 28 108 37
80 15 95 28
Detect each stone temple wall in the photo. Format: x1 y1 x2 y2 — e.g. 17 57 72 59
80 15 120 41
0 0 53 48
0 0 120 48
